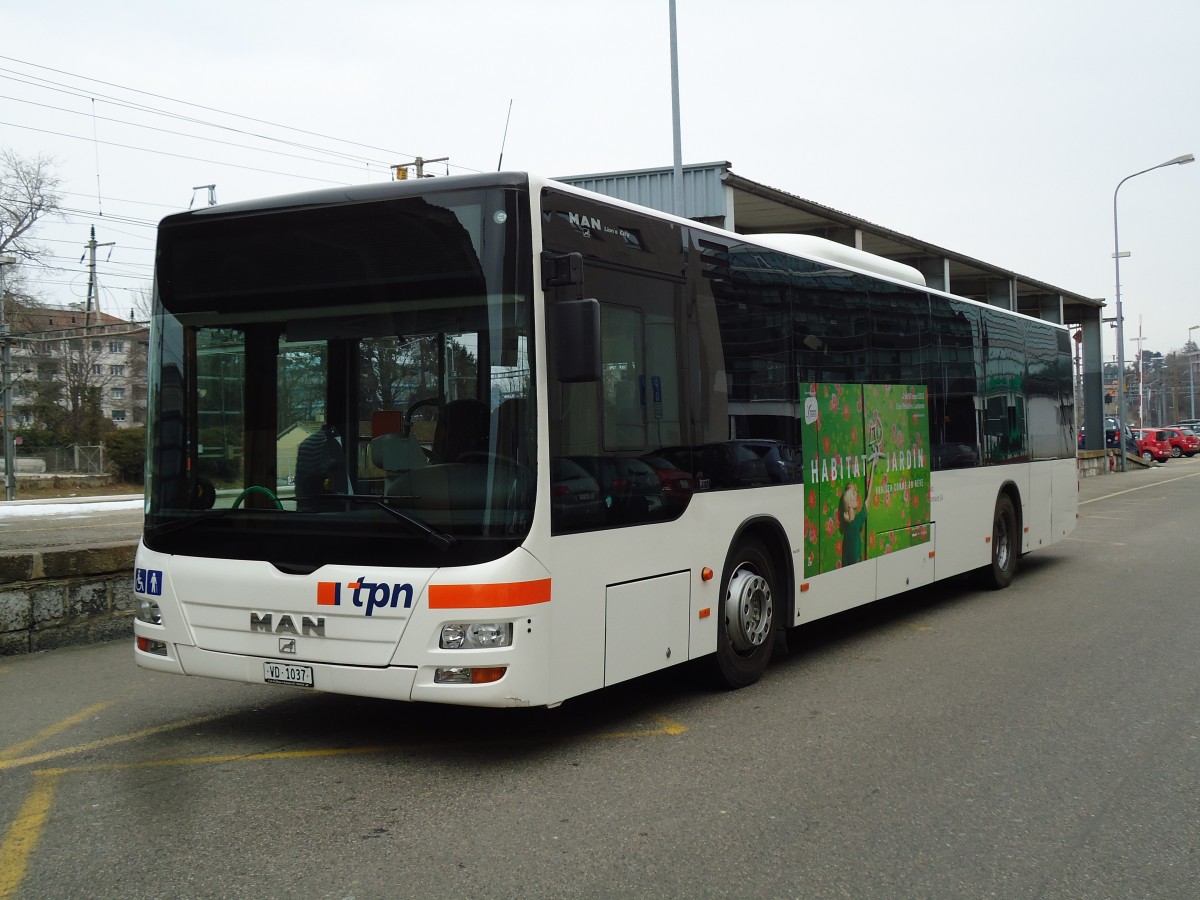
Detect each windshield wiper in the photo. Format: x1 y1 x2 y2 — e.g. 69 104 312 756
321 494 457 551
146 507 237 538
373 499 456 551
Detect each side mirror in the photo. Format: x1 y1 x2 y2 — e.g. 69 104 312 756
555 298 601 383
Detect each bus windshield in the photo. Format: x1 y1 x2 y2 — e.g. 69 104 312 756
144 182 534 570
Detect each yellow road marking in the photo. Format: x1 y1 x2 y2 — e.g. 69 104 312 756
0 771 61 900
5 711 686 774
597 715 687 740
36 745 397 775
0 711 229 771
0 702 113 762
0 705 684 897
32 715 690 774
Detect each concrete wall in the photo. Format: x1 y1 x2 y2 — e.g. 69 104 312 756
0 542 137 655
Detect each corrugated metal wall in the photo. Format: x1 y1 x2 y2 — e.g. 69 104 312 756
558 162 731 224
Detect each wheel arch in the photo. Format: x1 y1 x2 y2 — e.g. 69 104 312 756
998 479 1023 550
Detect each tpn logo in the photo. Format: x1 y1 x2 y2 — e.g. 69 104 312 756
317 578 415 617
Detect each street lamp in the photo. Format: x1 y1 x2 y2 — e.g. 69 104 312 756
1112 153 1194 471
1189 324 1199 420
0 254 15 501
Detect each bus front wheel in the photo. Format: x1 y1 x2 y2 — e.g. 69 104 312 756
705 535 777 689
983 493 1018 590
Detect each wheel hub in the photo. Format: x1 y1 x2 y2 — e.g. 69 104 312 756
724 566 773 652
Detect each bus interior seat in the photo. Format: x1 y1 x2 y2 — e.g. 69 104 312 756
370 409 427 496
431 398 489 463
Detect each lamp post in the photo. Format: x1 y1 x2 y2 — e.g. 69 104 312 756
1112 153 1194 470
1189 324 1199 420
0 255 15 501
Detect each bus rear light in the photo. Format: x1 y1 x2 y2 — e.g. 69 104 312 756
434 666 507 685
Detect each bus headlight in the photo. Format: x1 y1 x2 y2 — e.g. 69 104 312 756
439 622 513 649
135 597 162 624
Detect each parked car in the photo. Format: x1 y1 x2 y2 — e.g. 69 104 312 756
549 458 605 530
640 455 695 511
566 456 664 524
934 442 980 469
1155 426 1200 458
1133 428 1172 463
652 442 770 490
1078 417 1138 456
729 439 798 483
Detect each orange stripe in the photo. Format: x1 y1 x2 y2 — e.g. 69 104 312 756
428 579 552 609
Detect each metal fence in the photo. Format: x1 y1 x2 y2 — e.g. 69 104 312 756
12 444 105 475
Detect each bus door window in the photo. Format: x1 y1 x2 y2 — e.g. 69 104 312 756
549 270 683 532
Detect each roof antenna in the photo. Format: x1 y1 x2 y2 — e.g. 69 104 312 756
497 99 513 171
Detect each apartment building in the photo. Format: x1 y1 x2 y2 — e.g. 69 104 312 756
4 303 148 430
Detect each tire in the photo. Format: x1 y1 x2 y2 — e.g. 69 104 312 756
982 493 1018 590
1142 450 1153 462
1172 447 1182 458
704 535 778 689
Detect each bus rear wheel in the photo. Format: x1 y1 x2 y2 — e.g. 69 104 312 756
983 493 1018 590
705 536 777 689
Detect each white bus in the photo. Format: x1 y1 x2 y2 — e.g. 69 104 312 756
133 173 1077 707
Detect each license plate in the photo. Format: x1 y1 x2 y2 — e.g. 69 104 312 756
263 661 314 687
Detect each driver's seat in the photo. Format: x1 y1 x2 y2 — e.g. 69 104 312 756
431 398 489 463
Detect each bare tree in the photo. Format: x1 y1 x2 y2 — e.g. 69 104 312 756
1 148 63 298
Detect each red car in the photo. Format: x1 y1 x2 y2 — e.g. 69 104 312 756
1157 426 1200 458
640 455 696 511
1133 429 1172 463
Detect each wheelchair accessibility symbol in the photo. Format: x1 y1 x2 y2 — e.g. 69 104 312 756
135 568 163 596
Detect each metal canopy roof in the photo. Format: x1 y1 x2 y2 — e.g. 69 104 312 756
560 161 1104 328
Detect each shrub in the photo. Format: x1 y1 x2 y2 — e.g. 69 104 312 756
106 427 147 484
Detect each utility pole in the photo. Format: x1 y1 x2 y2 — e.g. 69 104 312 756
391 157 448 180
83 226 116 330
1131 327 1147 429
0 254 15 501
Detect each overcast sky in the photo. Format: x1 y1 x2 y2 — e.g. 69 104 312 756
4 0 1199 364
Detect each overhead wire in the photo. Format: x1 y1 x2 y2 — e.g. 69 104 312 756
0 56 467 170
1 52 486 312
0 90 395 174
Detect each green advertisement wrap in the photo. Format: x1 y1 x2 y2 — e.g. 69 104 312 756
800 383 931 578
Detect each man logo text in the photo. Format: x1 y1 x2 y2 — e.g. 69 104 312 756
250 613 325 636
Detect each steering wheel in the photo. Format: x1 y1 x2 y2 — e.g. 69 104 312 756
231 485 283 510
406 397 442 433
